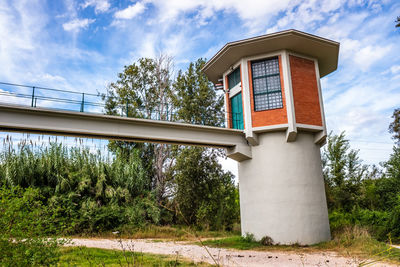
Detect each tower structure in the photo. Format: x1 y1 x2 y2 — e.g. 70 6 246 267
202 29 339 245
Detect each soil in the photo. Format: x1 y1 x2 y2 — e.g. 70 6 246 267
67 238 399 266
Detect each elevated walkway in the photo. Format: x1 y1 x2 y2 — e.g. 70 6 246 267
0 104 251 161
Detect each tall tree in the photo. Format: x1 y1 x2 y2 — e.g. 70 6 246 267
322 132 367 210
104 55 174 202
171 58 224 126
381 108 400 207
170 58 239 229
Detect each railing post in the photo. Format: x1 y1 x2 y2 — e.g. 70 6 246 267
80 93 85 112
126 98 129 117
166 103 169 120
31 86 35 107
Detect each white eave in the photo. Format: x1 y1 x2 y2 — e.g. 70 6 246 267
202 29 340 84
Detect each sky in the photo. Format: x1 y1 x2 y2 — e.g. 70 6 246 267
0 0 400 175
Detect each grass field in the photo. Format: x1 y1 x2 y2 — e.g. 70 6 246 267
58 247 211 267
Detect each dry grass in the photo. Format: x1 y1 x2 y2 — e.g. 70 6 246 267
69 225 238 241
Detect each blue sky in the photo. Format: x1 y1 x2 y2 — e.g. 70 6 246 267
0 0 400 169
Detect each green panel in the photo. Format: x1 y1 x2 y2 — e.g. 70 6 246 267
231 93 244 130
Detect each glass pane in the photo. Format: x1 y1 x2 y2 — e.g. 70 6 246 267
254 94 269 111
268 92 283 109
251 61 265 78
253 78 267 94
265 58 279 75
267 75 280 92
228 68 240 89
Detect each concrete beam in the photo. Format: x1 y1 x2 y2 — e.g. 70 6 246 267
0 104 251 161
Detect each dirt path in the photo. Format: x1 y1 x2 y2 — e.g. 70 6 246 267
67 238 398 266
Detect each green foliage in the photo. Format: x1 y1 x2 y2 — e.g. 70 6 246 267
170 58 238 230
387 195 400 240
0 186 65 266
322 132 367 211
104 55 175 204
389 108 400 144
0 140 160 234
104 57 172 119
329 209 390 240
172 58 224 126
322 129 400 242
172 147 239 230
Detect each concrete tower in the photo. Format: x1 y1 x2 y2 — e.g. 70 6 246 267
202 30 340 245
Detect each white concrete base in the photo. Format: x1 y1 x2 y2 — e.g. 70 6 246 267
238 131 330 245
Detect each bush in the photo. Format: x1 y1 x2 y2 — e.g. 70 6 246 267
329 208 393 241
387 195 400 242
0 186 65 266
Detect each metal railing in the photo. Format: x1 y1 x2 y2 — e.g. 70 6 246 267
0 82 243 129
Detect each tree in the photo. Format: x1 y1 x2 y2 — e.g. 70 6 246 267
389 108 400 144
104 55 174 203
171 58 224 126
171 147 238 229
322 132 367 211
170 58 239 229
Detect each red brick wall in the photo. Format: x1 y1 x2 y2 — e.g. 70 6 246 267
249 56 288 127
289 55 322 126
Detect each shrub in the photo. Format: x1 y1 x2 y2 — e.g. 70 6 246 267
329 208 391 241
0 186 65 266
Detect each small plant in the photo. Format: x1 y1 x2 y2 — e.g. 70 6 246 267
242 232 256 243
260 235 274 246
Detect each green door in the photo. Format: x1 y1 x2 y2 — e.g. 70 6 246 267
231 93 244 130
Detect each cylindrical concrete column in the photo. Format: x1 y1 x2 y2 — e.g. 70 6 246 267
238 131 330 245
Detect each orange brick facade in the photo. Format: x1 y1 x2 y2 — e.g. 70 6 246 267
289 55 323 126
248 56 288 127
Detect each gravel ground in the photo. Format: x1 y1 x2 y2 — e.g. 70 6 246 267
67 238 399 266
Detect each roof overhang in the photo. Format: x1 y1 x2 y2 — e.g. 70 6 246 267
202 29 340 84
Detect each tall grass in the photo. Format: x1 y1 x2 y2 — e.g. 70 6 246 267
0 135 159 234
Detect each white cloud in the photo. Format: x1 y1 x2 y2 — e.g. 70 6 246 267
0 0 48 81
139 34 157 58
353 45 392 71
35 73 66 83
114 2 146 19
63 18 95 32
391 65 400 74
145 0 296 32
81 0 110 14
0 89 31 106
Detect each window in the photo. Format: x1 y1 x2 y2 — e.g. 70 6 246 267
251 57 283 111
228 67 240 89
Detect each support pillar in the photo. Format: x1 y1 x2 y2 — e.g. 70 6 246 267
238 131 330 245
